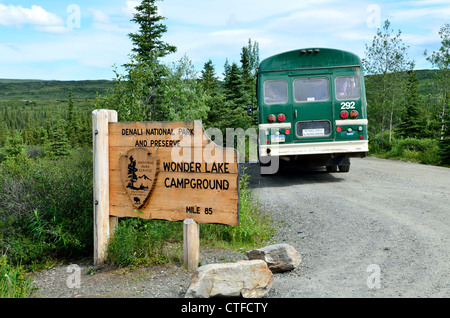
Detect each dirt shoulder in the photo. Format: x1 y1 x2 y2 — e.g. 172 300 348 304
31 247 244 298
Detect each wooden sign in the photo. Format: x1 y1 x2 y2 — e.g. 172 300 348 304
108 120 240 226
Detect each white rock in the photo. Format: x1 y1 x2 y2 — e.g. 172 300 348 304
185 260 273 298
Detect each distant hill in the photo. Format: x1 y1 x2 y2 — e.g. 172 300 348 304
0 79 113 101
0 79 115 132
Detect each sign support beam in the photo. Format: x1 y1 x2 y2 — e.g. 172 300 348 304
183 218 200 271
93 109 117 265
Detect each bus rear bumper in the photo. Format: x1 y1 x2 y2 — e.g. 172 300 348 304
259 140 369 157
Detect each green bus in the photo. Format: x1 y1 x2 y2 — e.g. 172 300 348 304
257 48 368 173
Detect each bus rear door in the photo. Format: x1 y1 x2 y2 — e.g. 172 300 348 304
291 75 334 143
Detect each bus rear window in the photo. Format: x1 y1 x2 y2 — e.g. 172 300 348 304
294 78 329 102
335 76 360 100
264 80 288 104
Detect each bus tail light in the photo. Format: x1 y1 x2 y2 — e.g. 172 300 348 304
336 126 342 132
277 113 286 122
267 114 276 123
350 110 359 119
340 111 349 119
285 129 291 135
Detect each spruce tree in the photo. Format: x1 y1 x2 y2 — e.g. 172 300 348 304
222 61 253 130
101 0 177 122
66 91 78 146
48 122 70 159
2 133 25 159
439 91 450 164
397 69 423 138
200 60 226 129
424 24 450 164
0 121 9 147
128 0 176 61
200 60 219 93
223 61 245 105
240 39 259 125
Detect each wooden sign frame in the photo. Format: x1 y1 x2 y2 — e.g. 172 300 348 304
92 109 240 265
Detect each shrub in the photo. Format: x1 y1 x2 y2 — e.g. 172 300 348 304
386 138 440 165
369 134 441 165
0 147 94 265
368 133 394 154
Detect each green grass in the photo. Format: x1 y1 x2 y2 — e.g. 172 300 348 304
200 167 273 250
0 255 34 298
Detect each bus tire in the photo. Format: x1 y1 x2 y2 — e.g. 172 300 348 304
326 165 338 172
338 165 350 172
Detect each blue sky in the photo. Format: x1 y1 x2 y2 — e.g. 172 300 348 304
0 0 449 80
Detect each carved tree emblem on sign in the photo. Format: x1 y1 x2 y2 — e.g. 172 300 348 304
120 148 159 209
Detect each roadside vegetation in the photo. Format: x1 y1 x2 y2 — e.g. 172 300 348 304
0 0 448 297
364 21 449 166
0 0 266 298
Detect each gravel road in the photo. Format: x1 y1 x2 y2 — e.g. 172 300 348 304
31 157 449 298
248 157 450 297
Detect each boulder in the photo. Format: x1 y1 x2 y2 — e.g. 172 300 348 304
246 244 301 273
185 260 273 298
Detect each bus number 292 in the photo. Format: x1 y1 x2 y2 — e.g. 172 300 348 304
341 102 356 109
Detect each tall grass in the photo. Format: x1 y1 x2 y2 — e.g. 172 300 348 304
107 215 183 267
200 167 273 249
0 255 34 298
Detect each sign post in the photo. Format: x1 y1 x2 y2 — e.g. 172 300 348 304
93 110 239 267
92 109 118 265
183 218 200 270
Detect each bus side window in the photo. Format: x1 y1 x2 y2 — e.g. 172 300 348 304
264 80 288 104
336 76 360 100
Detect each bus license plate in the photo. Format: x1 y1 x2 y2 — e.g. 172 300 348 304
303 128 325 136
270 135 285 143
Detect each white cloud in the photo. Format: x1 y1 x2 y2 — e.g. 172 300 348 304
0 31 132 69
389 6 450 22
267 9 363 35
0 4 70 33
123 0 140 17
89 8 111 24
162 0 337 27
